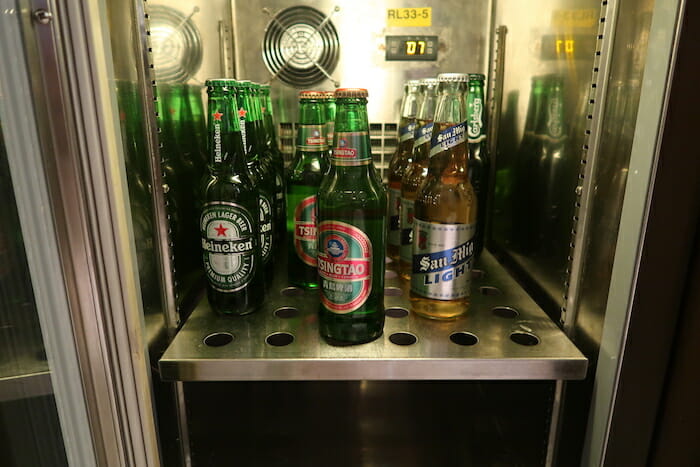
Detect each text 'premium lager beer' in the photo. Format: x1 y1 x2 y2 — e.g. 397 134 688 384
410 73 477 320
286 91 330 289
201 80 263 315
387 80 421 260
317 88 387 344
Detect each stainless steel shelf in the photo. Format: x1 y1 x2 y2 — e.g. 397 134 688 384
159 251 587 381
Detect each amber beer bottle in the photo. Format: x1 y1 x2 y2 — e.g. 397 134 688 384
467 74 490 259
399 78 439 280
387 80 421 260
286 91 330 289
201 80 263 315
410 73 477 319
317 88 387 344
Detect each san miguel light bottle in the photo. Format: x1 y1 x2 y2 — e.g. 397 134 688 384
410 73 477 320
466 74 490 259
399 77 439 280
200 79 262 315
286 91 330 289
386 80 421 260
235 81 276 285
317 88 387 344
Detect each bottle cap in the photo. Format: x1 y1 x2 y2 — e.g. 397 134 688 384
420 78 439 86
322 91 336 99
335 88 368 98
468 73 486 81
205 78 236 87
406 79 421 86
437 73 469 82
299 90 326 99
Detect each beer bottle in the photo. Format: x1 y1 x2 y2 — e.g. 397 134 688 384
387 80 421 260
399 77 439 280
201 79 262 315
317 88 387 344
286 91 330 289
234 81 276 285
466 73 490 259
259 83 287 239
410 73 477 320
322 91 336 151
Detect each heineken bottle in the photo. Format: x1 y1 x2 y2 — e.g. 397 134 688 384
399 77 439 280
317 88 387 344
259 83 287 239
387 80 421 260
201 80 262 315
322 91 336 151
235 81 276 285
466 73 490 259
286 91 330 289
410 73 477 320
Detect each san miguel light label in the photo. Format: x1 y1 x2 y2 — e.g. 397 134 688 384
317 221 372 313
200 202 256 292
430 121 466 157
294 195 318 267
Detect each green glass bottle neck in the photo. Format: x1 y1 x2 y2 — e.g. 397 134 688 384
298 100 326 125
467 83 486 140
236 89 264 157
207 91 246 173
334 98 370 133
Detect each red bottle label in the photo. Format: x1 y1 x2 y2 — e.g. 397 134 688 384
332 131 371 166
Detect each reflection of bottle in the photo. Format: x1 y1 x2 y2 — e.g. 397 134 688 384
466 74 490 259
387 80 421 260
317 88 387 344
201 80 263 315
410 74 477 320
399 78 439 280
491 90 519 247
286 91 329 289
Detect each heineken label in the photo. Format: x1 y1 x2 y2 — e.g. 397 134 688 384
411 219 475 300
200 202 256 292
388 187 401 247
399 121 417 142
259 194 273 263
211 108 224 164
317 221 372 314
238 107 248 150
297 124 328 151
293 195 318 267
414 122 434 148
468 97 486 143
332 131 371 166
430 122 466 157
399 197 415 263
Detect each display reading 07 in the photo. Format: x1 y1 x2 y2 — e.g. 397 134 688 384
406 40 426 55
386 35 438 61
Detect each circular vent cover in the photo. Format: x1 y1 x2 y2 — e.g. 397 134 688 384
263 6 340 87
149 5 203 83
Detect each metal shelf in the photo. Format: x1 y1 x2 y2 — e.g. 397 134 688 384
159 251 587 381
0 327 52 402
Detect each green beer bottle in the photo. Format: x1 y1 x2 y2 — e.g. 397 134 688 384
410 73 477 320
317 88 387 344
201 80 262 315
260 84 287 238
235 81 276 285
286 91 330 289
466 73 490 259
399 77 439 280
322 91 336 151
387 80 421 260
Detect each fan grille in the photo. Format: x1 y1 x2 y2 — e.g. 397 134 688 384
263 6 339 87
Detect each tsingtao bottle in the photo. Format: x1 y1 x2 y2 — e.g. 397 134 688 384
399 77 439 280
322 91 336 151
466 74 490 259
286 91 330 289
200 79 262 315
387 80 421 260
317 88 387 344
410 73 477 320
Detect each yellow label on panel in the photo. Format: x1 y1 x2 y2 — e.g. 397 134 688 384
387 8 432 27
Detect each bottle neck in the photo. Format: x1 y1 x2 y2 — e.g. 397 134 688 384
207 91 246 174
237 90 263 159
467 83 486 142
330 98 374 172
297 100 329 151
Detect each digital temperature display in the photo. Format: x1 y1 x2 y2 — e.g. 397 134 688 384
386 35 438 61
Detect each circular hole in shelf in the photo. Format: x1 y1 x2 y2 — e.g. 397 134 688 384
480 286 502 296
471 269 485 280
203 332 234 347
385 270 398 279
274 306 299 319
266 332 295 347
449 332 479 346
280 287 304 297
384 287 403 297
492 306 519 319
389 332 417 346
510 331 540 346
385 307 409 318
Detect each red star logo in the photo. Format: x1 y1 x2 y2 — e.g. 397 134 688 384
261 106 267 113
214 224 228 237
238 107 247 118
169 107 176 115
212 111 223 121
